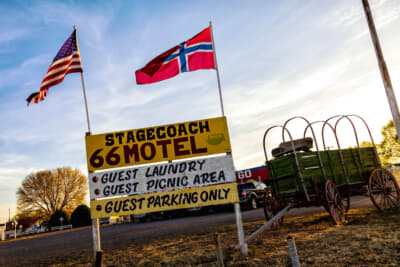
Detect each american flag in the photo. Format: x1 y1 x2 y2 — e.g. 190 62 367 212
26 90 47 106
27 29 82 106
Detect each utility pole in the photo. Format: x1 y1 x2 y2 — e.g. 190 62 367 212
362 0 400 140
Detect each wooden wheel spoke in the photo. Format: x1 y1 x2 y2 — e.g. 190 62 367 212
337 207 344 218
386 196 396 207
387 190 400 199
383 177 390 187
373 173 383 184
386 193 398 206
383 172 391 182
335 192 342 202
379 194 386 208
385 179 396 189
384 195 390 208
371 189 383 194
383 196 389 208
328 186 335 200
371 180 383 188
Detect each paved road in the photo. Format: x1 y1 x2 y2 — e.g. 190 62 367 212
0 196 373 266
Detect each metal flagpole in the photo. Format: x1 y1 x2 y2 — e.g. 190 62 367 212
362 0 400 140
74 26 101 263
74 26 92 134
209 21 225 117
209 22 247 254
80 73 92 133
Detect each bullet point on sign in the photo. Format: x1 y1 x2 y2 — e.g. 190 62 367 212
92 176 98 183
94 189 100 195
96 205 102 211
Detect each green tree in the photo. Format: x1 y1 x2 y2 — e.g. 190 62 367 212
17 167 88 221
378 120 400 168
70 204 91 228
348 141 373 149
15 211 41 229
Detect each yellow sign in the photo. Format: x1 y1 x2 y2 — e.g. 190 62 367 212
85 117 231 171
90 182 239 219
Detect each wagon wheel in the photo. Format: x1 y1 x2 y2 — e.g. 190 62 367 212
368 168 400 211
324 179 345 225
263 188 284 230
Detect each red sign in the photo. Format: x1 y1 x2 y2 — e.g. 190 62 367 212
235 166 269 184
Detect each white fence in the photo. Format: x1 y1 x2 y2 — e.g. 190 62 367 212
50 224 72 231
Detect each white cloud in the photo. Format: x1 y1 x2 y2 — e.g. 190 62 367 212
0 29 27 43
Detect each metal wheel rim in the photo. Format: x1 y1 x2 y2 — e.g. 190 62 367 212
369 168 400 211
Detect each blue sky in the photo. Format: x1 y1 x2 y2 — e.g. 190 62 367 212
1 0 400 222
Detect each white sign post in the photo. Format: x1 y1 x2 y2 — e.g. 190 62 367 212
234 202 248 256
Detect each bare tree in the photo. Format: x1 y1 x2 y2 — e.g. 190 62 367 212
17 167 88 220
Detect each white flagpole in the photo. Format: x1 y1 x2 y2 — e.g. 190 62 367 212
209 21 225 117
74 26 92 133
80 73 92 133
210 22 246 255
74 26 100 263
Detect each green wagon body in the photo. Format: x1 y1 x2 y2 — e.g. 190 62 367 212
265 147 381 198
263 116 400 225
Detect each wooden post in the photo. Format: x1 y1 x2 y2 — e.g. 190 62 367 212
287 235 300 267
235 205 290 248
94 250 103 267
215 234 225 267
362 0 400 140
92 218 101 256
234 203 248 256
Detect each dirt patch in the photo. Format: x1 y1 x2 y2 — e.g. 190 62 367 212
21 207 399 266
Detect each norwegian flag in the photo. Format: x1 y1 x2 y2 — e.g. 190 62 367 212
27 29 82 105
135 27 215 84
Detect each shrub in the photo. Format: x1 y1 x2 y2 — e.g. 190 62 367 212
70 204 91 228
48 210 69 230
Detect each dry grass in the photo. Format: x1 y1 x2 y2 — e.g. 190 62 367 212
46 207 400 266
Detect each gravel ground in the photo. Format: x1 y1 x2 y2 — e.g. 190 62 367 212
0 196 373 266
